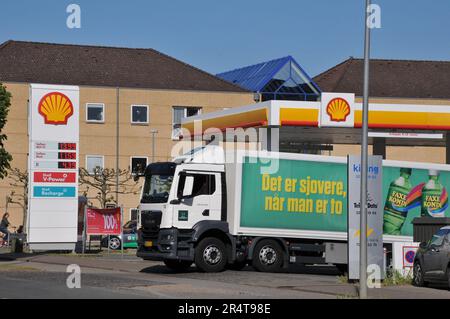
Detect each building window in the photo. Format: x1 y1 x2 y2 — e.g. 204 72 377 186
86 155 104 174
86 103 105 123
130 209 139 222
131 105 149 124
172 106 202 139
130 156 148 175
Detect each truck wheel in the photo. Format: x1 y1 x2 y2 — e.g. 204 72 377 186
252 239 283 273
413 261 427 287
163 260 193 272
195 237 227 273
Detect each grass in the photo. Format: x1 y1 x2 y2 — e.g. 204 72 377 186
337 274 349 284
336 268 413 287
382 269 413 286
0 264 40 272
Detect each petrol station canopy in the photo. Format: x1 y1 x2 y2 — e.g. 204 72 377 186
181 95 450 149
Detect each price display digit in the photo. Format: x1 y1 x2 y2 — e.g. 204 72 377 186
58 162 77 169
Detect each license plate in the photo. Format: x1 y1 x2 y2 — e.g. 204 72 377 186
144 241 153 247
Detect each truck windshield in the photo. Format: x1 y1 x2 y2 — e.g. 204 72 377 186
141 174 174 203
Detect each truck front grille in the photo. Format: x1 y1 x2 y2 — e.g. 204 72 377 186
141 210 162 233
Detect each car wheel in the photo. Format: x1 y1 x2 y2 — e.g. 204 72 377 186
447 267 450 290
413 262 427 287
163 260 193 272
252 239 283 273
195 237 227 273
108 237 121 250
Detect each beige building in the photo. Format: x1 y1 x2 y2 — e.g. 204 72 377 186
0 41 254 226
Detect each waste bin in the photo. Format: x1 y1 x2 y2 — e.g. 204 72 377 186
9 234 24 253
412 217 450 243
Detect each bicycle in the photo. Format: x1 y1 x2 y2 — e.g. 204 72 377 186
0 226 16 248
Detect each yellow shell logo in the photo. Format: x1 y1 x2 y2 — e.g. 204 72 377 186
326 97 351 122
38 92 74 125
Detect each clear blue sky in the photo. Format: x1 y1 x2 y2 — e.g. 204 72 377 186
2 0 450 77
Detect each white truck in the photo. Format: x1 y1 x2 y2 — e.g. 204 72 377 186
136 146 450 273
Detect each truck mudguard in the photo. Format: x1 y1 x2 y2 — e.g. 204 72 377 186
192 220 236 263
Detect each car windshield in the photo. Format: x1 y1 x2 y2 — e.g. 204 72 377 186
429 229 449 246
141 174 174 203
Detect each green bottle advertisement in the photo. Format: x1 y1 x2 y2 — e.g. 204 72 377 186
383 168 412 235
421 170 448 218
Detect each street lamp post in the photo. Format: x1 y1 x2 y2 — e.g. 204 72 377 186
150 129 158 163
360 0 371 299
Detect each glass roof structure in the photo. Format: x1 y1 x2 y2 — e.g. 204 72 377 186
217 56 321 101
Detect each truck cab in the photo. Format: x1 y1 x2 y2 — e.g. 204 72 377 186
137 147 233 272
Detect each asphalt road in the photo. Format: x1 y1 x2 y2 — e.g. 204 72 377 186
0 254 449 299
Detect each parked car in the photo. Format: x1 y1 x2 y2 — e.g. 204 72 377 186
413 226 450 288
101 220 138 250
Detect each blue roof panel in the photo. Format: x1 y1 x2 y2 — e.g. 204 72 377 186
217 56 291 92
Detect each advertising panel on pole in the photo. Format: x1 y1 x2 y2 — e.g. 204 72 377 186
86 208 122 236
348 155 384 280
27 84 79 251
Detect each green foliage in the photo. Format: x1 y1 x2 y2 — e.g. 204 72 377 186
0 83 12 179
383 269 413 286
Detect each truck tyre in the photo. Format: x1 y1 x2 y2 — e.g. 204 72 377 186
163 260 193 272
413 261 427 287
252 239 283 273
195 237 227 273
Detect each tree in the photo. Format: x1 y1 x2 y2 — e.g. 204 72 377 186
0 83 12 179
7 168 28 227
79 167 139 208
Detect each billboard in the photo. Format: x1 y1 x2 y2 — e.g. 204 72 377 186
382 164 449 236
27 84 79 250
239 156 450 238
86 208 122 236
240 157 348 232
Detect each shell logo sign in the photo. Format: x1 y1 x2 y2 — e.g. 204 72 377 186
320 92 355 128
326 98 351 122
38 92 74 125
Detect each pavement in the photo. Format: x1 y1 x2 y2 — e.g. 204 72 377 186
0 248 449 299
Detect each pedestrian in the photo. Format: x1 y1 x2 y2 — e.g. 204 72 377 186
0 213 11 246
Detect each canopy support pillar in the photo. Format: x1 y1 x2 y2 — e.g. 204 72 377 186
373 137 386 160
446 132 450 164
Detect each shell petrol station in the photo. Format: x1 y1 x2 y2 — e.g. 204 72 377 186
181 93 450 160
181 93 450 273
